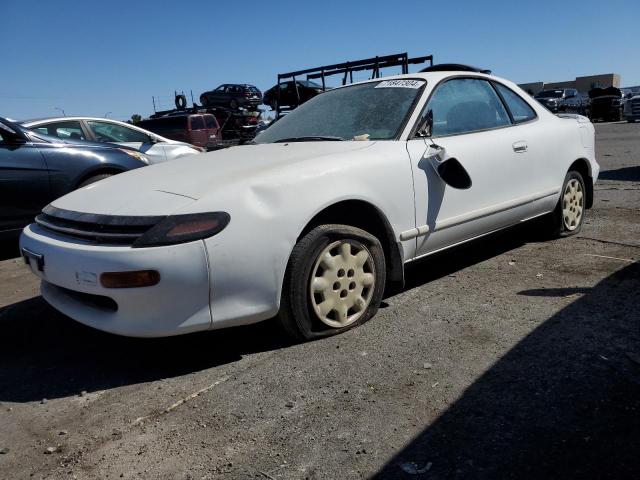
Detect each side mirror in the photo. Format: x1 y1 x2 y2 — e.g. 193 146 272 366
437 157 472 189
426 145 472 189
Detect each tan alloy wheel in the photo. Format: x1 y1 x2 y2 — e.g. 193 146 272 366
309 240 376 329
562 178 584 231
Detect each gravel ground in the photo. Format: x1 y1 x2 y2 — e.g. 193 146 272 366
0 122 638 480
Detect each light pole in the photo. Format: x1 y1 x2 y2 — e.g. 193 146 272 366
54 107 66 117
104 112 112 118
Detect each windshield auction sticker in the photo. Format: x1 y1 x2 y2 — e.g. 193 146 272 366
375 79 425 89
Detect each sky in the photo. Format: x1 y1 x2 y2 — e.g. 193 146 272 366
2 0 638 122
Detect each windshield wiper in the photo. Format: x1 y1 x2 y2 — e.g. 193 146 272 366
274 136 344 143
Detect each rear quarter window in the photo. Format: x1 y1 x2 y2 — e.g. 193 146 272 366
493 83 537 124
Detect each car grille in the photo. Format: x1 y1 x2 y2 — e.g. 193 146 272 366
35 205 164 245
631 99 640 116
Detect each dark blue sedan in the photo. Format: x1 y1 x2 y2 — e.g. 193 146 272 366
0 117 149 239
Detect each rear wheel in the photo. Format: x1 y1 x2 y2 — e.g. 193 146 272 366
544 170 586 237
78 173 114 188
278 225 386 341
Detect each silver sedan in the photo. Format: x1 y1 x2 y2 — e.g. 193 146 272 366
21 117 202 164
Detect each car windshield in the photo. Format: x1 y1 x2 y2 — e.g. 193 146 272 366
536 90 563 98
255 79 425 143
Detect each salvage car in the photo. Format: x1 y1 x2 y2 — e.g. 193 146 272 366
588 87 623 122
534 88 586 114
623 91 640 123
0 117 148 239
263 80 325 110
21 117 202 164
136 113 220 150
20 68 599 340
199 84 262 110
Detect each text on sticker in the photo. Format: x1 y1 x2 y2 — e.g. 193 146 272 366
375 80 425 89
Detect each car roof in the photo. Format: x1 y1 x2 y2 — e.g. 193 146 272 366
329 70 497 89
21 116 132 125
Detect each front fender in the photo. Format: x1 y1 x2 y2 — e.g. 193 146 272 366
201 141 416 329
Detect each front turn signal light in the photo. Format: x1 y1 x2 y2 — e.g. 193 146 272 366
100 270 161 288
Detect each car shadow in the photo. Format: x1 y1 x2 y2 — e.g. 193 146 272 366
598 166 640 182
0 297 291 403
0 224 534 404
374 262 640 479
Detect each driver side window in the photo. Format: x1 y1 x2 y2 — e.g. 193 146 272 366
420 78 511 137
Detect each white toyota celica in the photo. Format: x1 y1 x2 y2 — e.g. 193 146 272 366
20 68 599 340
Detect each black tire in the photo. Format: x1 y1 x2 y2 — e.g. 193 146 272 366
278 224 386 341
78 173 114 188
628 118 636 123
175 94 187 110
543 170 587 238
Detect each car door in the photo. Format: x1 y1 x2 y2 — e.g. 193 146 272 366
406 77 536 257
0 122 51 233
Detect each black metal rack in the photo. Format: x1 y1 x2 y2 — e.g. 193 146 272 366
274 52 434 116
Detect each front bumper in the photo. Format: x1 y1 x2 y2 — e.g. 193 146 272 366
19 224 212 337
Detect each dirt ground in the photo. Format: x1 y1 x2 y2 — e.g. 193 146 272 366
0 122 638 480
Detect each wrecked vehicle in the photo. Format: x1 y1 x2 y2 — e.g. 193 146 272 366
534 88 587 114
588 86 623 122
623 91 640 123
20 67 599 340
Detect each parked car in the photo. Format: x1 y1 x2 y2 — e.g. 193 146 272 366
263 80 325 110
588 87 623 122
21 117 202 164
136 113 220 150
20 69 598 341
623 91 640 123
534 88 587 114
0 117 148 239
199 84 262 110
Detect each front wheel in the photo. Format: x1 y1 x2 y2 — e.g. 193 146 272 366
278 225 386 341
544 170 587 237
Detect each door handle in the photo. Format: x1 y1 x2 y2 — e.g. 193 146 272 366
513 141 528 153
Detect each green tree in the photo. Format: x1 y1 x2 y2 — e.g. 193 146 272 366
129 114 142 124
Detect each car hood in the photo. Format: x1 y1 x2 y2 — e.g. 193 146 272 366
50 142 376 216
